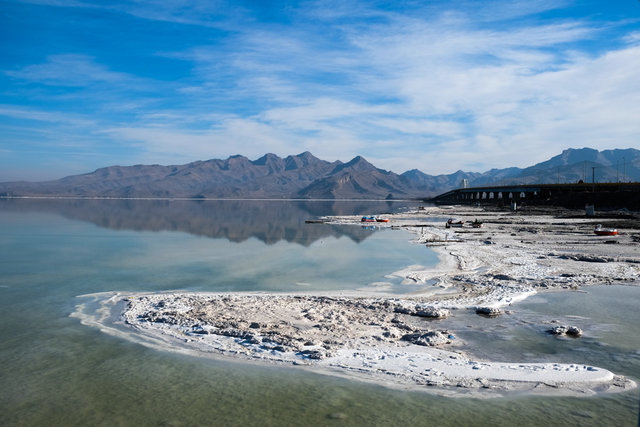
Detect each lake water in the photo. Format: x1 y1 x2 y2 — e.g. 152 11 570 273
0 198 638 426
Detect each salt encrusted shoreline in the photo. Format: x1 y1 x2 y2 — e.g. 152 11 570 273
73 205 640 397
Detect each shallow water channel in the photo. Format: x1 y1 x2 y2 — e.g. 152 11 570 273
0 198 638 426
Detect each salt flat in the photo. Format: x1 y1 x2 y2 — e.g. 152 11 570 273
73 205 640 397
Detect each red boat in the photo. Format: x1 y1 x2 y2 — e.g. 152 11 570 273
376 218 389 223
445 218 464 228
594 224 618 236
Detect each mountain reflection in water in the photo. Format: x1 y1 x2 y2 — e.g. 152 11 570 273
0 198 422 246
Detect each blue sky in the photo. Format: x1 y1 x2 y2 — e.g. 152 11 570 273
1 0 639 181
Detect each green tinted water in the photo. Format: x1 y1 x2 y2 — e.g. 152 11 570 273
0 199 638 426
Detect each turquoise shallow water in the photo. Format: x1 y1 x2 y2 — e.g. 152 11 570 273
0 199 639 426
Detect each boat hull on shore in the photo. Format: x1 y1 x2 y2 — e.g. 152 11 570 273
594 225 618 236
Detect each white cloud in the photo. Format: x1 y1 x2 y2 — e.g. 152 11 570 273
90 33 640 174
624 31 640 44
99 118 296 163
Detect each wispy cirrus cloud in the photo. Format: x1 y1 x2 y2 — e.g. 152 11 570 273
0 104 97 126
12 0 248 29
5 54 133 87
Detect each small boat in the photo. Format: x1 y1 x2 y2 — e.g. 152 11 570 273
445 218 464 228
594 224 618 236
376 218 389 223
361 216 376 223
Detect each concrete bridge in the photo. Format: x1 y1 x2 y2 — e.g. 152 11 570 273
429 182 640 210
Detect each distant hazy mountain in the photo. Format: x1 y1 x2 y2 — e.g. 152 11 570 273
516 148 640 184
1 148 638 199
400 169 483 195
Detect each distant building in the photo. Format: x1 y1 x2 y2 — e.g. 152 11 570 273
461 179 469 189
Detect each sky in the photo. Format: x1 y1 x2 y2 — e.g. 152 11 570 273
1 0 639 181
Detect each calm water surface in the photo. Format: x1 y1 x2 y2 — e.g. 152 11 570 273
0 199 638 426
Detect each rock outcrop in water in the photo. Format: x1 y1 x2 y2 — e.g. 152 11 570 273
547 325 584 337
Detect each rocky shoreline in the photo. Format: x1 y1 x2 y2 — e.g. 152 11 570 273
78 205 639 397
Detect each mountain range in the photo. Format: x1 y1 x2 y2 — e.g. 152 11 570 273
1 148 639 199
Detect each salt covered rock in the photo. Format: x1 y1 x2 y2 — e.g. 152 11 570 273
547 325 583 337
566 326 583 337
401 331 452 346
393 305 415 315
382 329 403 339
475 307 503 317
191 324 210 334
394 304 450 319
415 306 450 319
298 348 331 359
